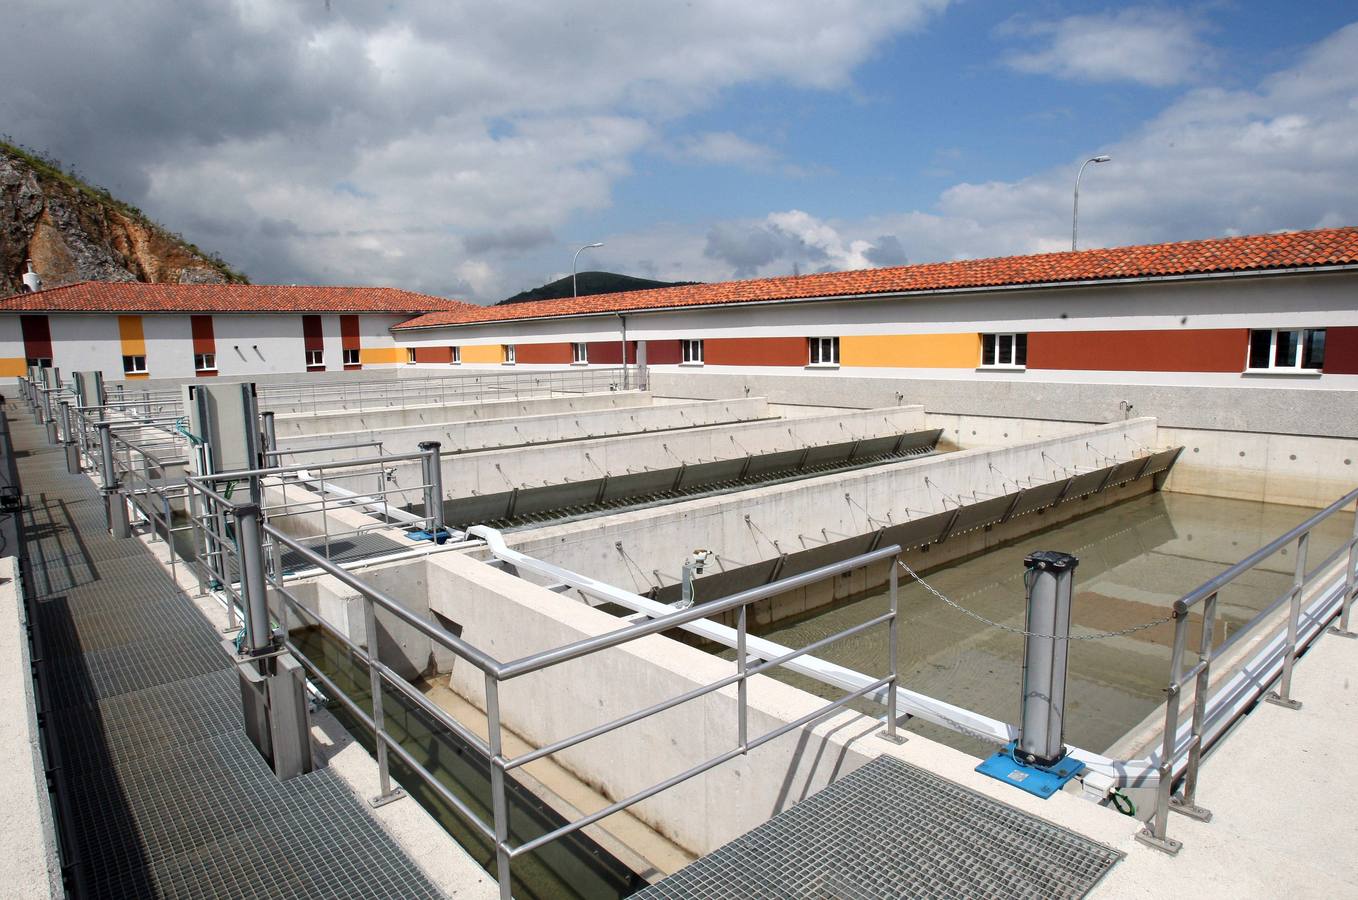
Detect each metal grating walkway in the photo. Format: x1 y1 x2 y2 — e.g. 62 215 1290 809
9 407 442 899
635 755 1122 899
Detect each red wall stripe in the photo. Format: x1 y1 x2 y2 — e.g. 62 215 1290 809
587 341 637 365
516 343 573 364
413 346 453 364
20 315 52 360
1322 327 1358 375
190 315 215 354
340 315 360 350
302 315 324 351
643 340 682 365
705 337 806 367
1028 329 1247 372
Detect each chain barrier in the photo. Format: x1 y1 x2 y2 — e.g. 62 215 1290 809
896 560 1175 641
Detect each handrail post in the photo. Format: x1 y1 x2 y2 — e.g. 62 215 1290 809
60 400 81 474
43 388 59 444
1172 591 1216 821
880 556 906 743
1266 530 1309 709
485 673 513 900
737 603 748 751
364 592 406 808
1330 510 1358 637
419 440 444 536
1137 604 1188 855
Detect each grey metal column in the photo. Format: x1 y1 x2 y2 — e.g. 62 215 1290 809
97 422 130 538
60 401 81 473
1017 550 1078 766
418 441 444 535
236 502 273 654
261 410 277 457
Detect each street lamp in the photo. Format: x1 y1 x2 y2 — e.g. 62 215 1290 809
573 242 604 299
1072 155 1111 251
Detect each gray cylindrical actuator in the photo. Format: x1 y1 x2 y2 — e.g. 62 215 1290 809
1018 550 1079 766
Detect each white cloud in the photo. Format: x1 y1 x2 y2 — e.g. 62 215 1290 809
1001 8 1214 87
663 22 1358 283
666 132 781 169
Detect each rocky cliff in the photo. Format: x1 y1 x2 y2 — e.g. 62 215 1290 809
0 141 245 295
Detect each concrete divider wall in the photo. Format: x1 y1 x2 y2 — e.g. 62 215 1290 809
927 413 1105 450
275 397 774 458
503 419 1161 604
424 550 892 856
272 391 654 438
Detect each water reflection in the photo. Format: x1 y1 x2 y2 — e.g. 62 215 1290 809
736 491 1354 756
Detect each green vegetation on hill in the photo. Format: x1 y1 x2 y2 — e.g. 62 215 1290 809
1 137 248 283
499 271 697 305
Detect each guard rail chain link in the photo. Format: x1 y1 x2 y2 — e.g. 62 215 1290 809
896 560 1175 641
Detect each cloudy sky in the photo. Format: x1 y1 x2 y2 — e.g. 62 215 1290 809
5 1 1357 302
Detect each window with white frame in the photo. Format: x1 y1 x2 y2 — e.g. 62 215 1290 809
981 333 1027 368
572 342 589 365
808 336 839 366
1247 328 1325 372
503 344 516 365
450 346 461 364
343 348 360 366
27 357 51 368
681 339 704 365
194 352 216 372
305 349 324 369
122 354 147 374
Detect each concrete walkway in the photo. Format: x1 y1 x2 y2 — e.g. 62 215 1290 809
8 406 447 898
1094 630 1358 899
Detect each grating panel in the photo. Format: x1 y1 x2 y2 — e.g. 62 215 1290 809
8 409 441 899
280 532 411 573
635 755 1122 900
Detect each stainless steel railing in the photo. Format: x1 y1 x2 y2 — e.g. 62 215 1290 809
1135 486 1358 854
179 470 902 898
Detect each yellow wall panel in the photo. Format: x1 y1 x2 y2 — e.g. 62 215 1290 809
459 344 504 364
0 358 28 377
117 315 146 355
841 333 978 368
358 346 406 365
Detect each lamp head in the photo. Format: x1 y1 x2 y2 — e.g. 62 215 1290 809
1092 155 1111 163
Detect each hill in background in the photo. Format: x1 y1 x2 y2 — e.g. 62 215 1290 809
499 270 697 305
0 139 246 295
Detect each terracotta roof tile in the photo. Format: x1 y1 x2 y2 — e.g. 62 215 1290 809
394 226 1358 330
0 281 471 315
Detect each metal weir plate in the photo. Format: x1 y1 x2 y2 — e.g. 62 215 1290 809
635 756 1122 899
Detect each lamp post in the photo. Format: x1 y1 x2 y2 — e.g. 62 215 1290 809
572 242 604 299
1072 155 1111 251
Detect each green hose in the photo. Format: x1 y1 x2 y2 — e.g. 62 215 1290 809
1110 788 1137 817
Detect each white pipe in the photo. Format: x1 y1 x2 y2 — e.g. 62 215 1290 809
468 525 1352 790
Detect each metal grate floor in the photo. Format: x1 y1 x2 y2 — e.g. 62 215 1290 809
280 532 412 574
9 406 441 899
635 755 1122 900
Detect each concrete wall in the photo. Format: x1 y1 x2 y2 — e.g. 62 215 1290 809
0 557 66 898
433 405 929 498
1160 426 1358 508
272 391 654 438
275 397 774 458
649 369 1358 440
423 550 896 856
502 419 1160 602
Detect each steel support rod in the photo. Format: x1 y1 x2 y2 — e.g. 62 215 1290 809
1174 591 1216 821
1267 530 1309 709
97 422 130 537
261 410 277 456
880 556 906 743
1137 608 1189 855
485 674 513 900
1330 513 1358 637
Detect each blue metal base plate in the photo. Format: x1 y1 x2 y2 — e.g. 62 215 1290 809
975 742 1085 799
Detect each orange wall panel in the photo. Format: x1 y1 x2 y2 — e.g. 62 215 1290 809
1028 329 1248 372
704 337 807 367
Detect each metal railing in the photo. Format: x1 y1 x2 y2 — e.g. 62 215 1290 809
182 472 901 899
100 365 643 418
1135 486 1358 854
